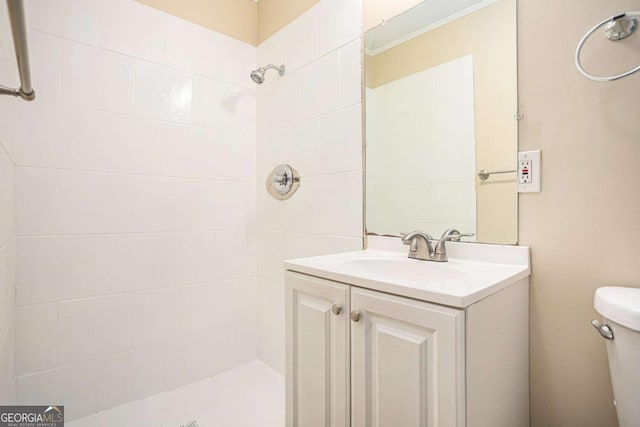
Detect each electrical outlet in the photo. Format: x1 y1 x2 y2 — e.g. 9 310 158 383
519 160 532 184
518 150 541 193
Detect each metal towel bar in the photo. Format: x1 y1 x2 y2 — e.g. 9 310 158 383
0 0 35 101
477 169 516 181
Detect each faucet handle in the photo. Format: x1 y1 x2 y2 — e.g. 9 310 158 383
438 229 474 242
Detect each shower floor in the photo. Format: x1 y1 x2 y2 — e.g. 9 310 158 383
67 360 284 427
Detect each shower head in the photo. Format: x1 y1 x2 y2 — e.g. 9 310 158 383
250 64 285 84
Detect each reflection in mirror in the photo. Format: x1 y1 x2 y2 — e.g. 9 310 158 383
364 0 518 244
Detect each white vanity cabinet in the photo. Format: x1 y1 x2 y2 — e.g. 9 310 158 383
285 256 530 427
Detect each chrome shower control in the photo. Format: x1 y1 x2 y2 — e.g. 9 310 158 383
266 164 300 200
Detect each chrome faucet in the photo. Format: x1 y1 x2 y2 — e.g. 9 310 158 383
402 229 474 262
401 231 434 261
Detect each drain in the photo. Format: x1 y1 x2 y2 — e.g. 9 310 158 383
178 421 199 427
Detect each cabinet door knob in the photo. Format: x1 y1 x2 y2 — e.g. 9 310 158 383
331 304 342 316
351 311 361 322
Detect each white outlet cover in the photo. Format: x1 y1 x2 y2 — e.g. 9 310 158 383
518 150 541 193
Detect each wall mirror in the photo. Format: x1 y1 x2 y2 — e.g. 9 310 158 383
364 0 518 244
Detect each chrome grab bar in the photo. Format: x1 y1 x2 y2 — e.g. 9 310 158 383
0 0 35 101
477 169 517 181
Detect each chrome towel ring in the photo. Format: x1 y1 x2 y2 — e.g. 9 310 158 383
575 11 640 82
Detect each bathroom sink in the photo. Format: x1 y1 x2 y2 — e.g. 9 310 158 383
340 257 467 282
284 247 530 308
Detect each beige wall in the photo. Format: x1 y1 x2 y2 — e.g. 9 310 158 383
366 0 518 243
519 0 640 426
135 0 258 45
136 0 321 46
257 0 319 44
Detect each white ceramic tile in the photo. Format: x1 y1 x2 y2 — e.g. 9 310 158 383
15 100 95 170
283 233 362 259
99 0 166 63
339 39 362 108
164 17 218 76
159 339 192 391
133 61 192 124
256 71 300 133
212 230 256 280
165 17 256 88
131 287 191 347
57 171 132 234
317 0 361 56
299 51 340 121
0 241 15 344
16 236 95 306
214 35 257 89
314 104 363 175
283 171 363 237
17 361 97 420
15 167 58 236
190 279 257 335
0 325 15 404
57 299 97 366
257 231 284 282
94 294 133 357
257 6 318 73
257 323 284 374
257 278 284 333
94 111 166 176
0 98 18 161
95 232 215 296
0 150 14 244
182 334 216 385
191 75 254 132
57 294 132 366
209 324 258 376
15 303 57 375
61 41 136 114
96 346 163 411
25 0 100 46
27 30 63 101
128 176 192 232
160 126 255 182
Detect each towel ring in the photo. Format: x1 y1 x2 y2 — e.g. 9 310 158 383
575 11 640 82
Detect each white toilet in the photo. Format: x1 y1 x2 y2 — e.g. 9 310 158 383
593 286 640 427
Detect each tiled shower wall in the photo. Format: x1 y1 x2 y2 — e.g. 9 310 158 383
0 3 17 403
255 0 364 372
12 0 257 420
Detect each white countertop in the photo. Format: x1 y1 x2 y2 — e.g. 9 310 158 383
284 245 530 308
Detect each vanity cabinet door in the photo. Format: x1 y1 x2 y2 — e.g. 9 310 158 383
285 271 350 427
351 288 465 427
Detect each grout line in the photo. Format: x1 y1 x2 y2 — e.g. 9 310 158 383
15 229 253 238
27 96 255 140
0 235 14 249
13 164 256 184
15 320 259 379
15 275 258 308
29 27 258 92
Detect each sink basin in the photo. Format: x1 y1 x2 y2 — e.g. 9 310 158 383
341 258 466 282
284 248 531 308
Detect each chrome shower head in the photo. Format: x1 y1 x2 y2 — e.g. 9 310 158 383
249 64 285 85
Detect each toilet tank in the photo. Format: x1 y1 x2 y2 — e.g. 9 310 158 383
594 287 640 427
